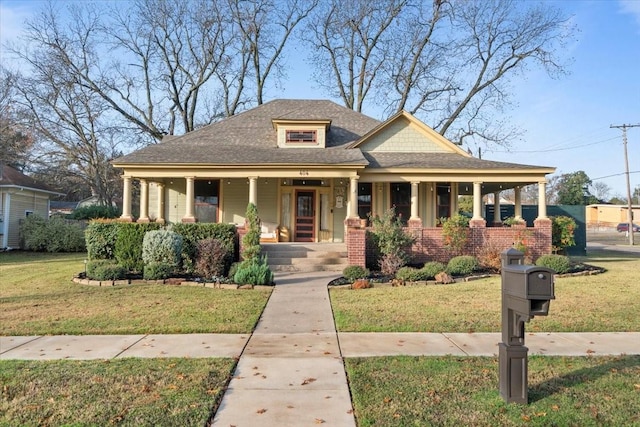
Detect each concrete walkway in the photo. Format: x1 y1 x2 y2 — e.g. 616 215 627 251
2 270 640 425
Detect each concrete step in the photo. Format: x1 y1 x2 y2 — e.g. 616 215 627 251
261 243 348 273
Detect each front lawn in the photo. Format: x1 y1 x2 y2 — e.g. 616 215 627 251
347 355 640 426
331 252 640 332
0 252 271 335
0 358 234 426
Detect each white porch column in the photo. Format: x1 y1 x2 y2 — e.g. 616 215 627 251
183 176 196 222
472 181 483 220
120 176 133 221
493 191 501 224
514 186 523 220
138 179 149 222
410 181 420 220
156 183 165 223
537 181 548 219
248 176 258 206
349 176 359 218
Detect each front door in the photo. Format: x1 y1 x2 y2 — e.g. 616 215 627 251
295 190 315 242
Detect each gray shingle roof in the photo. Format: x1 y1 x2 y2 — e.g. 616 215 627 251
113 100 380 166
362 152 552 170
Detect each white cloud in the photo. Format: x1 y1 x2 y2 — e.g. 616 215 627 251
619 0 640 29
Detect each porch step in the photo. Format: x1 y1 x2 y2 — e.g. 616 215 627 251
261 243 348 273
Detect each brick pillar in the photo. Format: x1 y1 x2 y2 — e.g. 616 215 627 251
533 218 552 258
345 218 366 268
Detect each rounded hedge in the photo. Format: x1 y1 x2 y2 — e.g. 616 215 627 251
446 255 479 276
419 261 447 280
535 254 571 274
343 265 370 281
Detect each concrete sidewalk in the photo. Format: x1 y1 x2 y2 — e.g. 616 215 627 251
1 270 639 426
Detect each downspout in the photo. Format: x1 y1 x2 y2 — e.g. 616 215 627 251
2 193 10 249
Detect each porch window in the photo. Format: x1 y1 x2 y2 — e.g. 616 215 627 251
437 184 451 219
286 130 317 144
391 182 410 224
194 179 219 223
358 183 372 222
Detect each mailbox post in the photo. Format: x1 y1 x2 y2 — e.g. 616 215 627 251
499 249 555 404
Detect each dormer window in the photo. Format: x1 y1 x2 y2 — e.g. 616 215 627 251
286 130 317 144
272 118 331 148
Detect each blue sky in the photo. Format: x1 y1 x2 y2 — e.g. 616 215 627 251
1 0 639 198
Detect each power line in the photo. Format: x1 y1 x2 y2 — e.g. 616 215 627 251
488 135 618 154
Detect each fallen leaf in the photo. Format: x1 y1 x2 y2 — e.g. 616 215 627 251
315 419 325 424
287 405 295 409
302 378 317 385
257 408 267 414
551 405 560 411
586 349 596 354
383 397 393 404
634 384 640 390
521 415 531 421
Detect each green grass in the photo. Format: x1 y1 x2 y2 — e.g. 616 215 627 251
331 252 640 332
346 355 640 426
0 358 235 426
0 252 271 335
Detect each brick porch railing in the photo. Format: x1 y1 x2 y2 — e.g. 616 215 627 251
346 218 552 268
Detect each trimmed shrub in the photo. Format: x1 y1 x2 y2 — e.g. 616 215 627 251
142 229 183 268
396 266 419 282
228 262 241 280
476 240 503 273
419 261 447 280
70 205 120 220
85 220 120 260
20 215 85 252
551 216 576 254
233 256 274 286
535 254 571 274
441 214 470 256
242 203 261 261
143 262 174 280
446 255 479 276
172 223 237 274
343 265 370 281
114 223 161 273
87 260 126 281
195 238 231 279
369 207 415 274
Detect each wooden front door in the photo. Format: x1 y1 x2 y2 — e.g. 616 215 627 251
294 190 315 242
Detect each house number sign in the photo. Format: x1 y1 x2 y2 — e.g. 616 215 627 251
299 169 309 176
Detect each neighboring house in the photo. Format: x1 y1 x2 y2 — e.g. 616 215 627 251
112 99 556 264
586 204 640 229
0 164 64 249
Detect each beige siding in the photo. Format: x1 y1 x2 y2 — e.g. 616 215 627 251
256 181 278 223
7 191 49 248
359 119 450 153
221 179 249 224
166 180 186 223
148 182 160 220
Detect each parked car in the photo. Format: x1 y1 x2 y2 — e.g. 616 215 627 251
616 222 640 232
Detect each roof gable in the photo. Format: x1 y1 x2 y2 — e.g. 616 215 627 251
350 111 471 157
0 164 61 195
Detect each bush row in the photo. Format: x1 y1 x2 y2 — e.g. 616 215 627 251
20 215 86 252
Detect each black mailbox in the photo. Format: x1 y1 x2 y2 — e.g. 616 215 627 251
502 265 555 316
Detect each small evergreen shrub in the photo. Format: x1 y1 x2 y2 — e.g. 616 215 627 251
114 223 161 273
441 214 470 256
343 265 370 281
87 261 127 281
396 266 419 281
143 262 174 280
142 229 182 267
195 238 231 279
85 220 120 260
20 214 48 251
369 207 415 274
228 262 240 280
419 261 447 280
551 216 576 254
242 203 261 261
535 254 571 274
446 255 479 276
233 256 274 286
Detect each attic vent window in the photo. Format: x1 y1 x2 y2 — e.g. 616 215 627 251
286 130 317 144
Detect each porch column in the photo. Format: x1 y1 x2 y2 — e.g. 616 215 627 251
537 181 548 219
472 182 483 220
183 176 196 222
349 176 359 218
138 179 149 223
248 176 258 206
156 183 165 223
410 181 420 220
493 191 501 225
514 186 523 221
120 176 133 221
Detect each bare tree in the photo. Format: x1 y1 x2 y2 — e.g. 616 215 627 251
305 0 573 148
0 67 35 170
592 182 611 203
305 0 406 112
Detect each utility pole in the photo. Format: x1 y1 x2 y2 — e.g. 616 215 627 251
611 124 639 246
